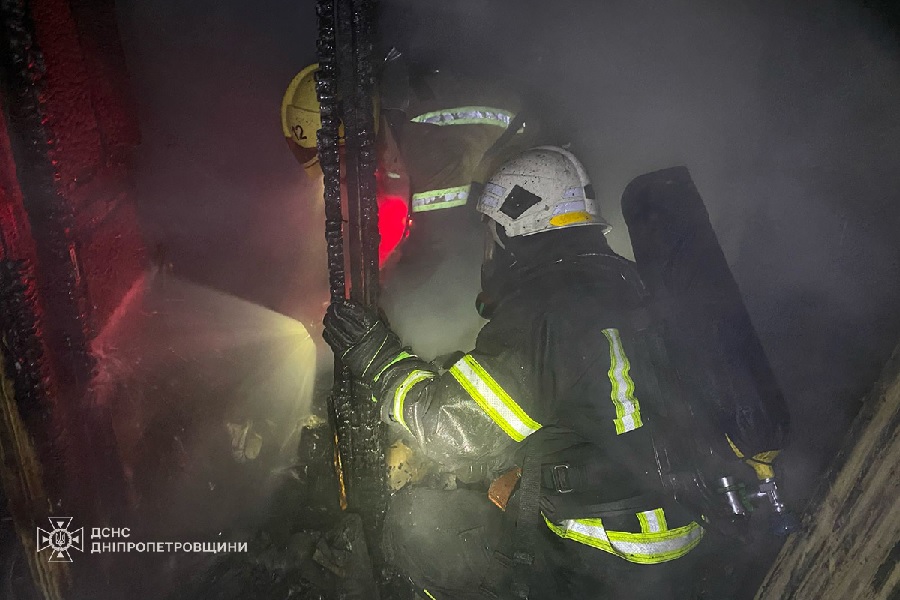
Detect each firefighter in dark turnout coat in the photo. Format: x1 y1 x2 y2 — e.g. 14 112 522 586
323 147 703 599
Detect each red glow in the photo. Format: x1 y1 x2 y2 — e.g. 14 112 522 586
378 195 409 266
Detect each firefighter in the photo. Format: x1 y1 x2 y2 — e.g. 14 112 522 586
376 54 534 357
280 57 527 209
322 146 703 599
282 59 533 355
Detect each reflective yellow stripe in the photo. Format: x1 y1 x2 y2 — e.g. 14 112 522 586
373 350 414 382
449 355 541 442
392 370 434 433
602 328 643 434
410 105 515 128
637 508 668 534
543 513 702 565
411 186 469 212
423 590 437 600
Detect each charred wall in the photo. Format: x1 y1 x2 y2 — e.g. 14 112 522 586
0 0 145 590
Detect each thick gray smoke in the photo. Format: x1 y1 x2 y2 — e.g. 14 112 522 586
116 0 327 330
379 0 900 504
110 0 328 557
116 0 900 514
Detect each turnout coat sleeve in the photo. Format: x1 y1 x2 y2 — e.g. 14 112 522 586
370 256 706 564
374 301 546 473
372 258 660 478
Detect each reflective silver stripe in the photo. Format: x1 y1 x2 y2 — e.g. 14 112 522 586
543 513 703 564
392 370 434 433
448 355 541 442
411 186 469 213
410 106 515 128
637 508 667 534
602 328 644 434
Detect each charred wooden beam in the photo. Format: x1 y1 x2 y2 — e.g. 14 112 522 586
755 344 900 599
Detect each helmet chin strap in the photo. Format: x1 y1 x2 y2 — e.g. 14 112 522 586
478 220 519 319
488 218 508 251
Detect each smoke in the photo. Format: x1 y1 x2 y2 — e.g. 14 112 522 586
115 0 328 329
91 269 317 541
377 0 900 503
115 0 900 521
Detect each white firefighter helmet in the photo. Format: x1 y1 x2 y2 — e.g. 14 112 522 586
475 146 611 238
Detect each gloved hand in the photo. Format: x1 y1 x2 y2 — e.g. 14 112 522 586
323 300 404 387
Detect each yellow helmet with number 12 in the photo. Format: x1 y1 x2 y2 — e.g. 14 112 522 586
281 63 379 177
281 63 334 173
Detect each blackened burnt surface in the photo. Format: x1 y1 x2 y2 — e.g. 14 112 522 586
0 0 126 529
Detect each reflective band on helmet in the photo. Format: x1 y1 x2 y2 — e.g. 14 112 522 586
637 508 668 534
410 106 515 128
543 514 702 564
411 186 470 212
392 370 434 433
549 210 594 227
449 355 541 442
602 328 644 434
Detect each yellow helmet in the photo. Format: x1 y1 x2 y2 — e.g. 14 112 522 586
282 63 328 170
282 63 379 175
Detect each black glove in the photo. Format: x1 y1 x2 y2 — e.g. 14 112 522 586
323 300 404 387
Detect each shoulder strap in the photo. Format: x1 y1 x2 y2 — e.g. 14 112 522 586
507 437 541 599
